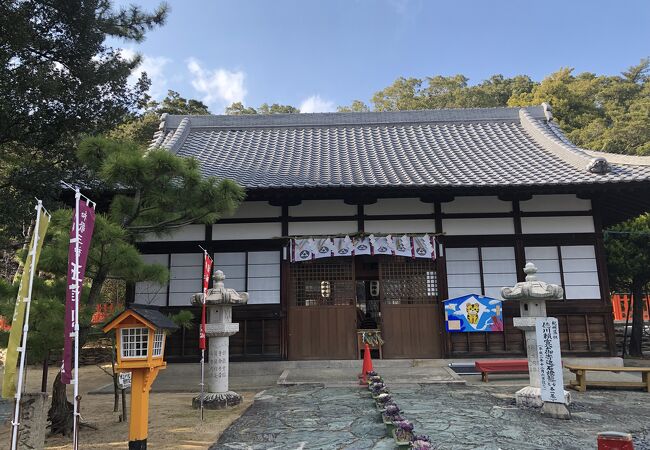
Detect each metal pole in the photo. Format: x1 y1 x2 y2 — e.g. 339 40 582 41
10 200 44 450
72 189 80 450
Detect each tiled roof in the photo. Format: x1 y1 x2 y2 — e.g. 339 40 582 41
150 105 650 189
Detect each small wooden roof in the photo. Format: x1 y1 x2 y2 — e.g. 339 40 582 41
103 304 179 333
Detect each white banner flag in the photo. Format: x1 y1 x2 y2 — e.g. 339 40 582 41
413 234 435 259
394 235 412 257
293 238 315 262
314 237 335 259
333 236 354 256
370 234 394 255
353 236 371 255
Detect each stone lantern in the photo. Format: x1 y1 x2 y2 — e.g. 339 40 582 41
501 262 571 409
191 270 248 409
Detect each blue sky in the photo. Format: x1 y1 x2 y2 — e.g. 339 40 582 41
112 0 650 113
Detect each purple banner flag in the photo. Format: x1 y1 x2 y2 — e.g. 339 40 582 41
61 199 95 384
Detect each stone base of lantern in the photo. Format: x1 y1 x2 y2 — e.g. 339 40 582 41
192 391 243 410
515 386 571 408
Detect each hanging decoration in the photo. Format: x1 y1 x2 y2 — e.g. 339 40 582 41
290 234 437 261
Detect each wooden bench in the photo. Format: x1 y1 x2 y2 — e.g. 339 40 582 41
565 364 650 393
475 360 529 382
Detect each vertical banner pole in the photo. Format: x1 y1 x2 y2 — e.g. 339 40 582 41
200 249 206 421
72 188 81 450
10 201 45 450
199 247 212 421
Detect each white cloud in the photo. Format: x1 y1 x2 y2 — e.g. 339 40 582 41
120 48 171 100
299 95 336 113
186 58 246 111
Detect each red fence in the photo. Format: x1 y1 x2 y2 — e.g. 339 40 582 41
611 294 650 322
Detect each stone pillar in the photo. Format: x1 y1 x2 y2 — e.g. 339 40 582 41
502 263 571 409
192 270 248 409
16 392 49 450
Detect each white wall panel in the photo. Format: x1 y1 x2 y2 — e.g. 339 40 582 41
442 196 512 213
289 200 356 217
520 194 591 212
443 218 514 235
213 222 282 240
247 251 281 305
561 245 600 299
445 247 482 298
169 253 202 306
521 216 594 234
215 251 246 292
364 198 432 215
524 246 561 286
363 219 435 234
288 221 357 236
139 224 205 242
481 247 517 300
230 201 281 219
134 254 168 306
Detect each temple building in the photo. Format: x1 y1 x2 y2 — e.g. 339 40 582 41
133 104 650 361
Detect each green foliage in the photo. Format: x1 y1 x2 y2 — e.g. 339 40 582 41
337 100 370 113
78 137 245 237
341 59 650 156
169 309 194 330
509 59 650 155
225 102 299 115
605 213 650 355
605 214 650 291
0 0 168 250
110 90 212 146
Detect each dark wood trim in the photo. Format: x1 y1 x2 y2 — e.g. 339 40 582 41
244 252 249 291
512 200 525 282
520 210 593 217
165 253 171 307
592 199 617 355
434 201 443 234
357 204 365 232
556 245 567 301
477 247 485 295
205 224 212 242
281 206 289 236
213 210 593 224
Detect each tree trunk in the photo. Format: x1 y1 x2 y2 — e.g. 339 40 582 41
87 271 108 306
41 349 50 393
628 280 645 357
47 371 74 436
111 336 119 413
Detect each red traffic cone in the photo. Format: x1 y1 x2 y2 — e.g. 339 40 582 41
359 343 374 385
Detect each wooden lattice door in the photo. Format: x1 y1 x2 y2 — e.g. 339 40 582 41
287 259 357 360
379 258 442 359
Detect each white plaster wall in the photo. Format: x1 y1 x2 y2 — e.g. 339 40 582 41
230 201 281 219
561 245 600 299
363 219 435 234
213 222 282 240
288 221 357 236
521 216 594 234
289 200 356 217
364 198 432 215
442 218 514 235
139 224 205 242
520 194 591 212
442 196 512 213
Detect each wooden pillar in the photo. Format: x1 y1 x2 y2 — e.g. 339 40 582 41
128 367 160 449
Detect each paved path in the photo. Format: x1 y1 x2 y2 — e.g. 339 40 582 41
214 384 650 450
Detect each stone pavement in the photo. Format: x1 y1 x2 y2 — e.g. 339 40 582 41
214 383 650 450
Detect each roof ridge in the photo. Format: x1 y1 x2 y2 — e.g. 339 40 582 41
518 109 611 175
161 106 546 130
